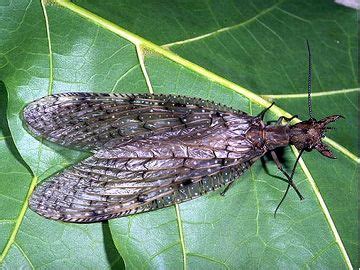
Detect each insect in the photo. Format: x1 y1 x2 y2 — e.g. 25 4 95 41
23 41 342 223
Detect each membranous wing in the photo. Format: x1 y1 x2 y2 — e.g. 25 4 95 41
30 121 262 223
23 92 244 150
25 92 264 222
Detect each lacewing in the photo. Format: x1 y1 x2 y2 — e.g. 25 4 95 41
23 41 342 223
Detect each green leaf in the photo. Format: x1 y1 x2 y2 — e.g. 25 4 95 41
74 0 358 155
0 0 357 269
0 1 123 268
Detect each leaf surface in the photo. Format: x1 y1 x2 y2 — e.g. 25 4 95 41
0 0 357 269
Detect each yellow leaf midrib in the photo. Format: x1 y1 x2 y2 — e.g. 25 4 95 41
54 0 358 164
292 146 353 269
262 87 360 99
1 1 355 267
49 2 354 268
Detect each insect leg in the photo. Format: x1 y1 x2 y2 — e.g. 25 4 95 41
276 115 298 125
256 102 275 120
274 184 291 218
270 150 304 200
220 182 234 196
272 149 305 216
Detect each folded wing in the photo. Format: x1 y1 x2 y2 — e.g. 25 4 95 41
25 92 260 222
29 133 260 223
23 92 242 150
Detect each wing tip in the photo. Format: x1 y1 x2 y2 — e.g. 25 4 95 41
22 95 57 138
29 192 107 223
28 177 125 223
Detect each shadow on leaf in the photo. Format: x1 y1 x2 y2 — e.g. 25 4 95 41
102 221 126 269
0 81 33 175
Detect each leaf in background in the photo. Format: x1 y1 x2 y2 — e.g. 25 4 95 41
0 1 124 268
75 0 358 156
0 0 358 269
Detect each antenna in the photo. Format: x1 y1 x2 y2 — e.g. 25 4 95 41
306 39 313 119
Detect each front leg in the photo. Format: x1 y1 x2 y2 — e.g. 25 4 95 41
276 115 298 125
256 102 274 120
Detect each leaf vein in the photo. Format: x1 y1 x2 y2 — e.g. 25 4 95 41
161 0 284 48
40 0 54 95
261 87 360 99
291 146 353 268
14 242 35 270
175 204 187 270
0 176 37 263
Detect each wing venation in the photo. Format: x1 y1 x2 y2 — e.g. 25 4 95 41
25 92 261 223
29 141 260 223
23 92 245 150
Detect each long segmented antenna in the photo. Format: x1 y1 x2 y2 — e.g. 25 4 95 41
306 39 313 119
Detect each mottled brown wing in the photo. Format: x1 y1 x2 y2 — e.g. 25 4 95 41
29 132 262 223
25 92 261 223
23 92 242 150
